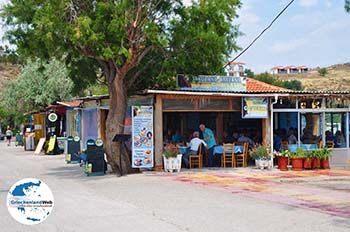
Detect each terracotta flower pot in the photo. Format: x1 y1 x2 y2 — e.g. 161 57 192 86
291 158 303 171
278 157 288 171
304 158 312 169
321 158 330 169
312 158 321 169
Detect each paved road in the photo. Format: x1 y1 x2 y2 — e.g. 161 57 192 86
1 141 350 232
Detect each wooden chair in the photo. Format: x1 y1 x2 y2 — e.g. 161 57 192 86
189 144 203 168
325 140 335 148
236 142 249 167
221 143 236 168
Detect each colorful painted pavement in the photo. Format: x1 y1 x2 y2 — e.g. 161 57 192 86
164 169 350 218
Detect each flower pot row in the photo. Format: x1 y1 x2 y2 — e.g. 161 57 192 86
276 148 332 171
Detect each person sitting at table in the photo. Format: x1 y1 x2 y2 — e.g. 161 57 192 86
232 132 239 142
182 131 207 168
237 130 254 148
335 130 346 148
287 128 297 144
222 131 233 143
171 129 184 144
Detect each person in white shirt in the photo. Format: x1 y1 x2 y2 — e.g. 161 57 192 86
182 131 207 168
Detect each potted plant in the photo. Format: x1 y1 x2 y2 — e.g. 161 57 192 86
303 150 312 169
289 148 305 171
320 148 332 169
163 144 182 172
275 150 289 171
311 149 321 169
250 145 273 169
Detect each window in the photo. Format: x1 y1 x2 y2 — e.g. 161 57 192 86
273 98 297 109
325 113 347 148
325 98 350 109
198 99 230 110
163 99 195 110
300 113 322 146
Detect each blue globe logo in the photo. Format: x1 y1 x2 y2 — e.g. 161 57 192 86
7 178 54 225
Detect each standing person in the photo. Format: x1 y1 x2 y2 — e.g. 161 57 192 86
199 124 217 167
6 126 13 146
182 131 207 168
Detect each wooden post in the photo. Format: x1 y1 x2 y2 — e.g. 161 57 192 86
154 94 163 171
262 117 271 146
216 113 224 143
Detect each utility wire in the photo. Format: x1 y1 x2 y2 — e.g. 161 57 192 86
223 0 295 69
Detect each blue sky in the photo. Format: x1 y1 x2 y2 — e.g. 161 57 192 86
234 0 350 73
1 0 349 73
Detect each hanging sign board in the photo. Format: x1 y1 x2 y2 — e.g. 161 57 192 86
177 75 247 91
131 106 154 168
242 97 268 119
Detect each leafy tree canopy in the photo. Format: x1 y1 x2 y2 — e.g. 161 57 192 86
1 58 74 113
254 72 303 91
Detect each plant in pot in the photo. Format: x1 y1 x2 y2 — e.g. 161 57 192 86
163 144 182 172
250 145 272 169
311 149 321 169
320 148 332 169
275 150 290 171
303 150 313 169
289 148 305 171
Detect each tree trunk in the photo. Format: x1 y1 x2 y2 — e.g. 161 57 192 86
105 73 132 176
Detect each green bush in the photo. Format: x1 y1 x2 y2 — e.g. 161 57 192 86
318 68 328 77
250 145 270 160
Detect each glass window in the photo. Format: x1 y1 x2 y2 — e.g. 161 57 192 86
325 98 350 109
300 113 323 146
299 99 322 109
163 99 195 110
198 99 230 110
325 113 347 148
274 98 297 109
273 112 299 151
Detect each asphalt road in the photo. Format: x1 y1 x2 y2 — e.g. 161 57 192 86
0 141 349 232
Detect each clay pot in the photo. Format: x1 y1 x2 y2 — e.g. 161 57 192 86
291 158 303 171
321 158 330 169
304 158 312 169
278 156 288 171
312 158 321 169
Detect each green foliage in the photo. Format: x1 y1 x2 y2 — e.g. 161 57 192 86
290 148 305 159
318 68 328 77
0 45 19 64
250 145 270 160
163 143 179 158
346 0 350 12
0 58 73 113
318 148 332 159
1 0 242 92
244 69 255 77
254 72 304 91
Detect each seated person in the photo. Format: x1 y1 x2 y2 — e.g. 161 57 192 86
287 129 297 144
237 131 254 148
222 131 233 143
171 130 184 144
182 131 207 168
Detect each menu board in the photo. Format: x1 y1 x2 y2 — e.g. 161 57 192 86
242 97 268 119
132 106 154 168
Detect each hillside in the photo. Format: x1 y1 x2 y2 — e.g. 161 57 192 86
0 63 19 91
274 63 350 91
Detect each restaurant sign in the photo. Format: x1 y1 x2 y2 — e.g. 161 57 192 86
132 106 154 168
178 75 247 91
242 97 268 119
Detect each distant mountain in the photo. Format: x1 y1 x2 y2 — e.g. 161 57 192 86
0 63 19 90
273 63 350 91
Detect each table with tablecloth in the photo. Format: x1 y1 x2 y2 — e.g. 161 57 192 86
288 144 318 152
213 145 244 155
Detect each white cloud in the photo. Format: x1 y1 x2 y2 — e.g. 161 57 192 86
299 0 318 7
